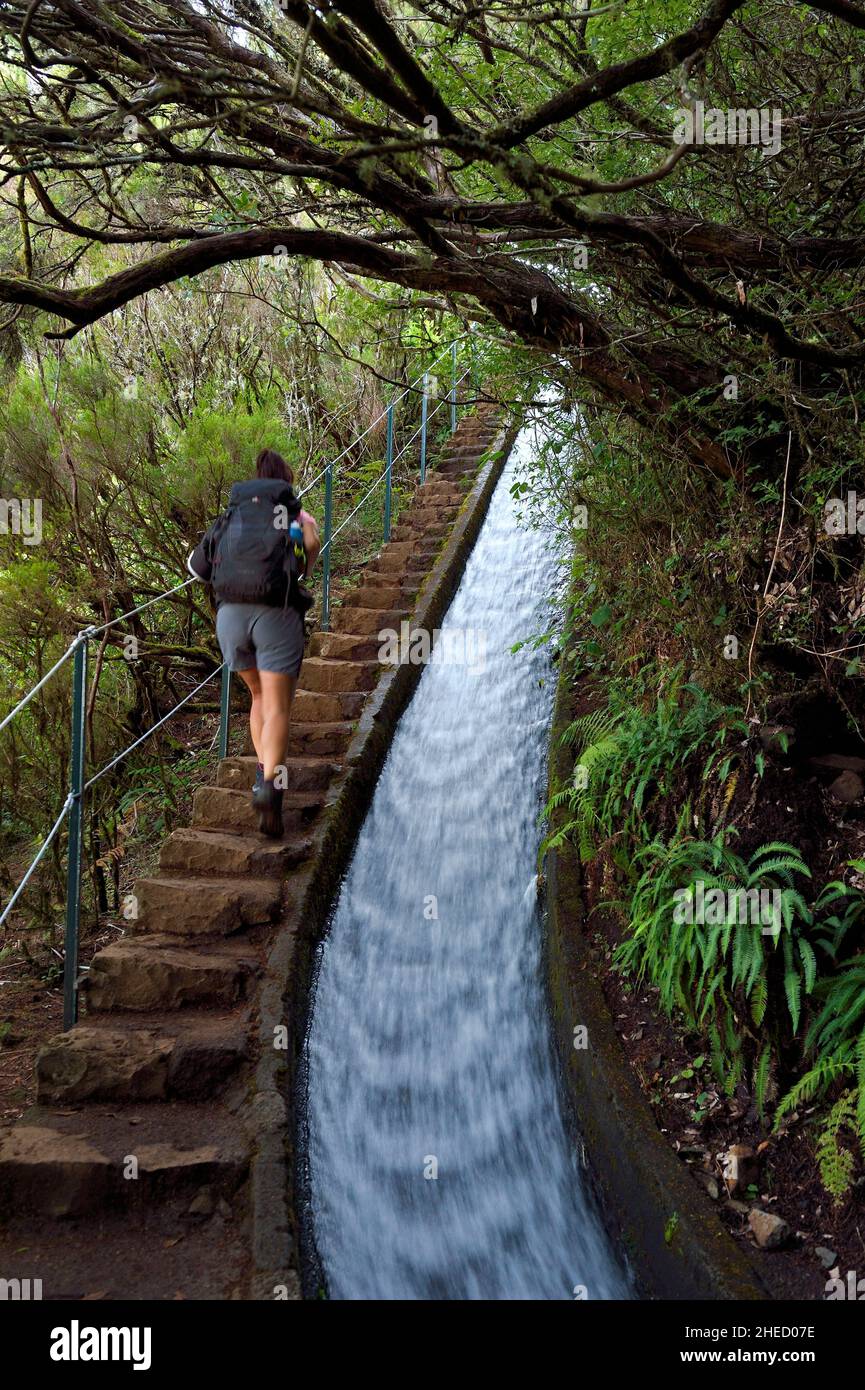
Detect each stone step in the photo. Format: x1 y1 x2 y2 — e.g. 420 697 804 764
388 527 449 545
0 1104 247 1218
375 540 438 562
308 631 381 662
438 463 481 479
284 720 355 756
361 569 424 591
441 444 485 460
342 582 406 609
331 605 408 636
373 551 434 575
419 481 463 500
291 689 366 722
392 514 450 535
131 872 283 935
192 785 324 835
297 656 378 693
83 937 258 1013
438 463 478 479
216 754 337 792
160 826 313 877
36 1014 248 1106
409 505 460 526
389 524 448 544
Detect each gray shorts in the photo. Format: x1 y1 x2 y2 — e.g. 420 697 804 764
216 603 305 676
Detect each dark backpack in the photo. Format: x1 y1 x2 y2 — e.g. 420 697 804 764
208 479 305 608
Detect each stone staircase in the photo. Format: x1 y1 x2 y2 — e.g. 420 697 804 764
0 403 503 1299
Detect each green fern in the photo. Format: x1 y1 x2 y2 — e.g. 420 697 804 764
754 1044 772 1121
815 1090 859 1203
614 833 813 1053
776 1053 857 1123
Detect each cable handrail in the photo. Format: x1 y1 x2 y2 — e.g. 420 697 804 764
84 663 225 791
317 364 473 557
298 336 466 492
0 797 71 930
0 577 201 732
0 637 81 736
319 470 388 557
0 662 227 933
0 330 483 1027
86 577 198 639
297 461 330 499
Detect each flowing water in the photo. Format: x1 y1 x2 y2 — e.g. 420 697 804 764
302 424 631 1300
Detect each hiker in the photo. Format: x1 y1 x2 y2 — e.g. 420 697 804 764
187 449 321 838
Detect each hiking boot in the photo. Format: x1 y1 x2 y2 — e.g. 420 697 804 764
252 762 264 792
252 778 284 839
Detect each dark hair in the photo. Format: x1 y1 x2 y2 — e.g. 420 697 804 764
256 448 294 484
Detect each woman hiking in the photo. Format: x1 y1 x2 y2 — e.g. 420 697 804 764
188 449 320 839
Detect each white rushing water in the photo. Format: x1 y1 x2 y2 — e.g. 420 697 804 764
303 422 631 1300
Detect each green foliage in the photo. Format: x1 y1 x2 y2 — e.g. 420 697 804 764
815 1091 859 1204
545 676 747 864
613 831 813 1053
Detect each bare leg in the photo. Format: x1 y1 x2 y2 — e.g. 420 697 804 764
257 670 298 780
236 668 263 763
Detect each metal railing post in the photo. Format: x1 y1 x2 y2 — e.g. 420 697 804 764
420 372 429 484
450 341 457 433
321 457 334 631
218 664 231 759
63 634 88 1031
384 401 394 541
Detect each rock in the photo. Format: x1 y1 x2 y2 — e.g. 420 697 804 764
84 941 253 1012
187 1186 215 1218
815 1246 837 1269
160 827 309 878
167 1027 246 1099
132 873 282 936
0 1126 113 1218
695 1172 720 1200
36 1028 172 1103
722 1144 760 1196
678 1144 710 1159
829 770 864 804
748 1208 790 1249
36 1020 245 1103
290 690 365 723
217 1197 232 1219
808 753 865 777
